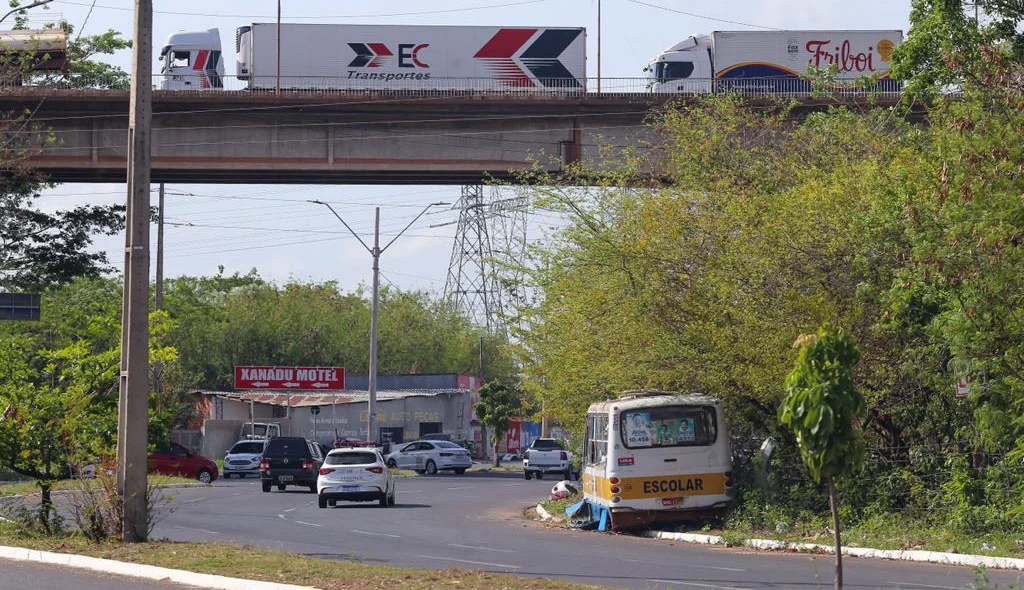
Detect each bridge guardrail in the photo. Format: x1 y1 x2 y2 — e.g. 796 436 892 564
0 75 905 99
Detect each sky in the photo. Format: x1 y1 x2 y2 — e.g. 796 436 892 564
30 0 914 297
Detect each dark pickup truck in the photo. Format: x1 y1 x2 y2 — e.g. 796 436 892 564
259 436 323 493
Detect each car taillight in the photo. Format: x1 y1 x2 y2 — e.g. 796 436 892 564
439 452 453 457
366 466 384 474
560 451 568 460
259 458 270 472
301 459 314 471
319 467 335 476
522 450 529 460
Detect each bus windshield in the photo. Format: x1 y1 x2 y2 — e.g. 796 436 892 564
620 405 716 448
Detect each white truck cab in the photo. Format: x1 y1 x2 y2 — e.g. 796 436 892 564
644 34 713 93
158 28 224 90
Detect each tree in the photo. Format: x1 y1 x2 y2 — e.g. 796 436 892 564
779 327 864 590
474 380 521 467
892 0 1024 97
0 335 118 531
0 9 133 291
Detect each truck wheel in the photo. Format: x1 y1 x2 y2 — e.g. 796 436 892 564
277 483 286 491
524 471 532 480
535 472 542 480
262 481 271 493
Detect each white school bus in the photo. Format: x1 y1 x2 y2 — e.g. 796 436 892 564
581 390 733 530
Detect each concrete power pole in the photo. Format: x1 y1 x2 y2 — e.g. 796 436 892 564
368 207 381 444
155 183 164 310
117 0 152 543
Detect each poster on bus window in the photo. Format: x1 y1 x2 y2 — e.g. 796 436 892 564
625 412 654 446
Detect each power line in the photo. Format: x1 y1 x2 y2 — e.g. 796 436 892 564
56 0 553 19
618 0 780 30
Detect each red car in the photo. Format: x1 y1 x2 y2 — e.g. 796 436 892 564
149 441 218 484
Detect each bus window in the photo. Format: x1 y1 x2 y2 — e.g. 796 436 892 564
585 413 608 464
620 405 716 448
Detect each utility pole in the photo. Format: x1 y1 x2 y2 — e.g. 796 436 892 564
117 0 152 543
155 183 164 310
275 0 281 96
153 183 165 396
596 0 601 92
368 207 380 444
311 199 449 445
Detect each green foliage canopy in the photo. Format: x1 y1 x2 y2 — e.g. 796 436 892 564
779 328 865 483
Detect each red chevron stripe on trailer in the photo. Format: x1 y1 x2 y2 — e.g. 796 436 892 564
475 28 537 87
192 49 210 89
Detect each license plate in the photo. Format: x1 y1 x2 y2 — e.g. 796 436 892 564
661 497 685 507
342 485 359 491
278 475 293 482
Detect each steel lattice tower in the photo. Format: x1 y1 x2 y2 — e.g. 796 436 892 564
444 185 530 336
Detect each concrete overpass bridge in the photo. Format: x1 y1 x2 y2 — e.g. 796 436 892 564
0 86 901 185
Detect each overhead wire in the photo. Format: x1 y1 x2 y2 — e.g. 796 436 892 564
55 0 554 19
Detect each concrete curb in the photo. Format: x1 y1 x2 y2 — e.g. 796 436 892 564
535 503 554 521
643 531 1024 571
0 545 320 590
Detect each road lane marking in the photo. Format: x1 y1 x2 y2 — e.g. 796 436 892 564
626 558 745 572
417 555 520 569
648 580 750 590
446 486 475 490
294 520 323 527
886 583 962 589
447 543 515 554
172 525 220 535
351 529 401 539
182 496 207 504
283 507 299 512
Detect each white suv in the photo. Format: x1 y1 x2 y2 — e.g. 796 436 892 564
317 447 395 508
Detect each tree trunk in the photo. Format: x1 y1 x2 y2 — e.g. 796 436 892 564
828 477 843 590
493 440 501 467
38 481 53 533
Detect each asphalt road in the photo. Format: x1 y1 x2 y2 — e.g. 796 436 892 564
151 471 1024 589
0 558 199 589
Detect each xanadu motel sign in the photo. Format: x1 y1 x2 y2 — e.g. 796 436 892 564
234 366 346 390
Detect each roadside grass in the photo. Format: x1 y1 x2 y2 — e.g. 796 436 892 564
540 493 580 519
0 530 609 590
470 462 523 473
668 515 1024 558
0 475 201 497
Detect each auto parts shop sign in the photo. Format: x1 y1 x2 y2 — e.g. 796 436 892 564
234 366 345 390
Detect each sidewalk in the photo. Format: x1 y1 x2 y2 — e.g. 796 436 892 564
0 545 318 590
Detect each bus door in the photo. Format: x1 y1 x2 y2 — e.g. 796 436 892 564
582 412 610 501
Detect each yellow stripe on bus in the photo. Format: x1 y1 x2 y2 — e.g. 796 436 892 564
584 472 726 500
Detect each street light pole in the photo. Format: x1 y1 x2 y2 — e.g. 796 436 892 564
275 0 281 96
0 0 54 25
311 200 449 444
368 207 381 443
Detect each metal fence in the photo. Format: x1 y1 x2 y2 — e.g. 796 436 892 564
0 74 906 99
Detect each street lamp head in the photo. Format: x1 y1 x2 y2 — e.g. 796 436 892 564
0 0 54 25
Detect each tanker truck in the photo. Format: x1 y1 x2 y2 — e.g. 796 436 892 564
644 30 903 93
158 23 586 91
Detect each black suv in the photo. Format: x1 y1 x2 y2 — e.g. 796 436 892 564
259 436 324 493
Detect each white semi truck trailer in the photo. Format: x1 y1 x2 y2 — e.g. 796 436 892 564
645 30 903 93
159 23 586 91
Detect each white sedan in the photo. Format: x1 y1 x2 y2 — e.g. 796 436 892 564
385 440 472 475
317 447 395 508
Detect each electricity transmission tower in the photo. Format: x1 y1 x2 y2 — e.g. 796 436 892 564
444 185 529 336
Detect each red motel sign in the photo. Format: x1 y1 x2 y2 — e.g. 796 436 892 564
234 366 345 390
